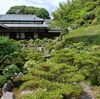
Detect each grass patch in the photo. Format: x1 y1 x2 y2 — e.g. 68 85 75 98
66 25 100 39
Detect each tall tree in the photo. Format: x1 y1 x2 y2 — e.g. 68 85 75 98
6 5 50 19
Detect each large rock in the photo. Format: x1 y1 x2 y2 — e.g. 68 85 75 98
2 80 12 94
37 46 43 52
16 72 23 79
1 92 15 99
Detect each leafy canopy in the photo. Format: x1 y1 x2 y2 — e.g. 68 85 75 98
6 5 50 19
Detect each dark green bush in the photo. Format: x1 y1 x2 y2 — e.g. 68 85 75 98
3 64 20 79
0 75 7 87
83 11 95 20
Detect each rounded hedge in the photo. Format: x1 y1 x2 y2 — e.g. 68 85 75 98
3 64 20 79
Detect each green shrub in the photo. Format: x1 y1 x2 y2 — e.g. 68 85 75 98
24 60 36 71
85 2 96 11
83 11 95 20
3 64 20 79
0 75 7 87
0 37 21 68
54 40 65 50
18 40 28 45
20 78 82 98
21 74 34 82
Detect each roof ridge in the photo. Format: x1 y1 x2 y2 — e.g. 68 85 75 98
0 14 44 21
4 14 35 15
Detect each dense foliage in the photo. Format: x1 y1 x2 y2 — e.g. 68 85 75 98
0 37 21 69
3 64 20 79
52 0 100 32
6 5 50 19
0 75 6 87
0 25 100 98
0 37 21 87
0 0 100 98
16 24 100 98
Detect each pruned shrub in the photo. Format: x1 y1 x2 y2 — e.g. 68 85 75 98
3 64 20 79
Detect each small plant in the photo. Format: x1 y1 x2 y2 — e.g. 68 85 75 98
3 64 20 79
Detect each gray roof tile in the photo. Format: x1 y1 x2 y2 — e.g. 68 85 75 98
0 14 44 21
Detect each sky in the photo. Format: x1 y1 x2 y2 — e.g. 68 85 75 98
0 0 67 15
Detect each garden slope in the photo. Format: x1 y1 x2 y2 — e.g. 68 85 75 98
65 25 100 44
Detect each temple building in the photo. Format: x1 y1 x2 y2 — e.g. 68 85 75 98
0 14 60 40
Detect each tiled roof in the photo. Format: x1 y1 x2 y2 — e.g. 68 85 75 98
0 14 44 21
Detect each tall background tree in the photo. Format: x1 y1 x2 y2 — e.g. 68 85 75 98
6 5 50 19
